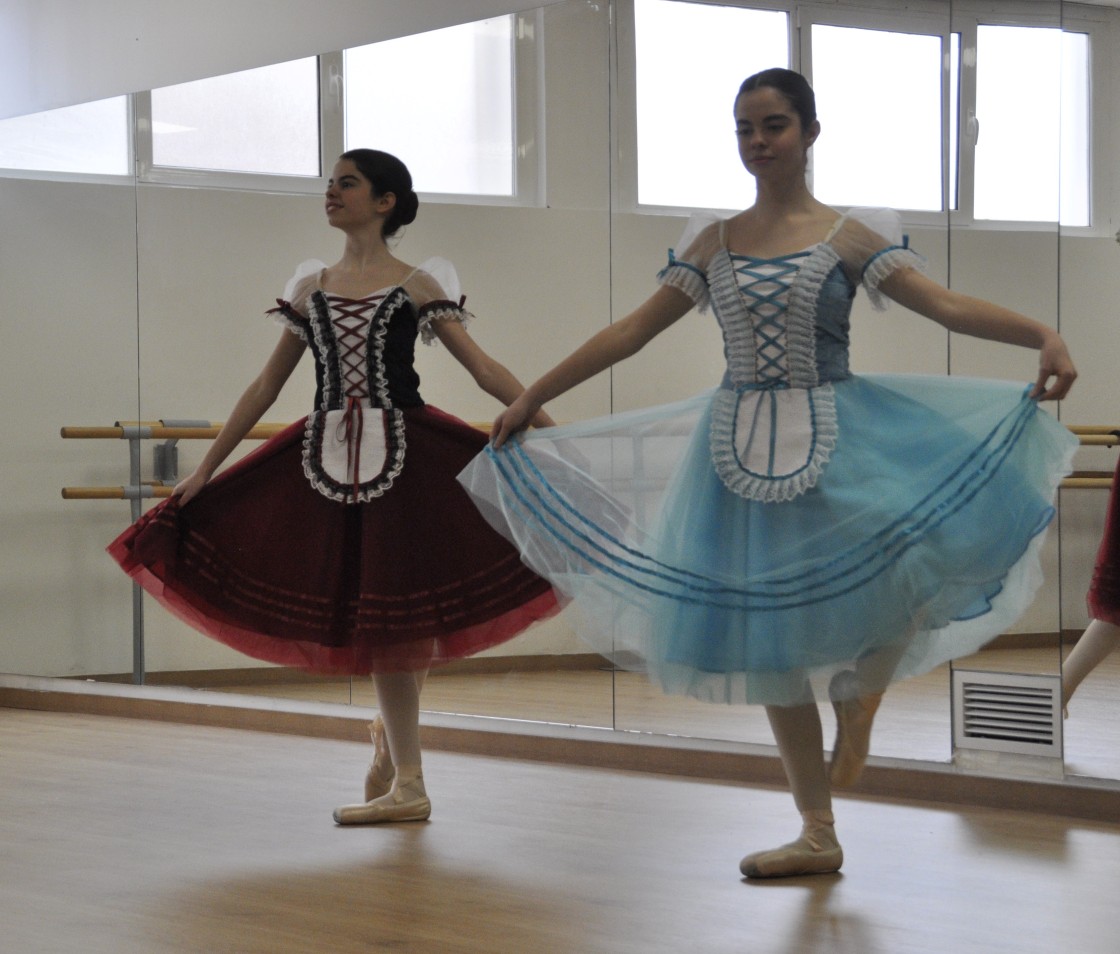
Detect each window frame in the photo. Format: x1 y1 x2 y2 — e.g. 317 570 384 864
619 0 1105 235
0 3 1106 230
131 12 541 205
1041 0 1112 239
10 11 541 207
948 0 1087 233
132 54 330 194
343 11 544 208
796 1 953 231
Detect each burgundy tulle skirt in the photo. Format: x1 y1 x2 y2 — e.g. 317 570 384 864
1088 454 1120 625
107 407 559 674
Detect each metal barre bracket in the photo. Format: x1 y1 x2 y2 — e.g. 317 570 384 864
153 420 213 482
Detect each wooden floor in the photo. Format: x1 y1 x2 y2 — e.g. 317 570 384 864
3 707 1119 954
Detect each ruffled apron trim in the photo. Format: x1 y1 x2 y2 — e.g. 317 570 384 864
709 382 838 502
302 403 406 503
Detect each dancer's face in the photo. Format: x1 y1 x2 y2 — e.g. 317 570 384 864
324 159 392 230
734 86 819 180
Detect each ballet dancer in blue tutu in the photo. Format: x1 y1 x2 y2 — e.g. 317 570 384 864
461 68 1078 877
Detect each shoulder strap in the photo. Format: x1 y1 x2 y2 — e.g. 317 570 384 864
823 214 848 244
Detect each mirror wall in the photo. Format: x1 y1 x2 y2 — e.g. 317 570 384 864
4 0 1118 786
1057 0 1120 782
946 0 1062 776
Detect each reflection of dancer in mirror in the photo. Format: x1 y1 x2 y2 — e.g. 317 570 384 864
1063 454 1120 712
108 149 559 825
462 69 1078 878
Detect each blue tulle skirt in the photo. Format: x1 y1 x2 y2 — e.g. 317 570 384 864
459 374 1077 705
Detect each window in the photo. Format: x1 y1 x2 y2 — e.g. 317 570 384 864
0 96 130 176
633 0 788 209
5 15 527 203
973 25 1089 225
344 16 516 197
628 1 1095 228
810 25 945 212
149 58 321 177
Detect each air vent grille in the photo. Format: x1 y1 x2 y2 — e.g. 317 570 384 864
951 669 1062 758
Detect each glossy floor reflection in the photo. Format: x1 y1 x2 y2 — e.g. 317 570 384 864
2 708 1117 954
199 646 1120 783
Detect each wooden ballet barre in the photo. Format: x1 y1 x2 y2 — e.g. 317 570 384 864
61 420 494 440
60 418 498 504
1063 477 1113 489
1065 426 1120 487
61 485 174 500
60 417 307 685
60 423 288 440
1069 425 1120 448
55 414 1114 686
1069 425 1120 435
60 421 292 505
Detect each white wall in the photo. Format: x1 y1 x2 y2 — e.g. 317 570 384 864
0 180 140 674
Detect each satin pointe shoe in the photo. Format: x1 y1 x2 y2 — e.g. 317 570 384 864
364 716 394 802
829 671 883 789
740 809 843 879
333 773 431 825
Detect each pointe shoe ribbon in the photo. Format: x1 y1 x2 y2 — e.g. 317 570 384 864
829 672 882 789
364 716 394 802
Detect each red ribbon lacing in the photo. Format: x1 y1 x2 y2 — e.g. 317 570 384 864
338 397 364 501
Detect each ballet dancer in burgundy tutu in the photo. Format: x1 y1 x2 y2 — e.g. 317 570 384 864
110 149 559 824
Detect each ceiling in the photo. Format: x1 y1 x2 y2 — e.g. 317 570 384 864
0 0 565 120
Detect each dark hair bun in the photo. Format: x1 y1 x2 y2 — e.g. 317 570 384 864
338 148 419 238
395 189 419 228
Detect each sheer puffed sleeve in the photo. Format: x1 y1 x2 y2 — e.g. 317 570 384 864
657 213 724 312
267 259 326 339
404 257 475 345
828 208 926 311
